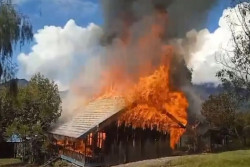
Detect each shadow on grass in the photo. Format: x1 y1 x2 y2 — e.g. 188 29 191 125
2 163 37 167
2 162 26 167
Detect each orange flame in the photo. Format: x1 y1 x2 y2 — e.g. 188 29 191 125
94 9 188 149
55 138 93 157
119 66 188 149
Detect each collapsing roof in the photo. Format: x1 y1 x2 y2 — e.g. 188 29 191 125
51 97 126 139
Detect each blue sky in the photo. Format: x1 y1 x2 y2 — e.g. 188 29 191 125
207 0 232 31
17 0 103 30
17 0 231 31
13 0 235 85
14 0 103 55
14 0 231 54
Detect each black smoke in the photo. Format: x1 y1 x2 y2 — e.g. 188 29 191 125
101 0 219 41
100 0 219 123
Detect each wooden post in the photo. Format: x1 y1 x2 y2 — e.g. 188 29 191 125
63 137 65 154
124 127 129 163
139 129 142 159
210 132 212 151
156 132 159 158
84 138 86 164
22 139 25 162
179 136 182 148
14 143 16 158
141 129 145 158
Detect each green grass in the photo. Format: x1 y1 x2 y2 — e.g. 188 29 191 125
3 150 250 167
164 150 250 167
117 150 250 167
0 158 23 166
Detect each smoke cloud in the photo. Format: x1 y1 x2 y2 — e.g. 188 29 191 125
18 0 223 123
18 20 104 121
101 0 218 40
100 0 219 121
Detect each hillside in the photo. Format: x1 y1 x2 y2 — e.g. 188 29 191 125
193 83 223 100
0 78 28 88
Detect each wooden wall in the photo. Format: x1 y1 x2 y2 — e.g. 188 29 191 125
0 142 15 158
52 122 173 166
102 123 172 166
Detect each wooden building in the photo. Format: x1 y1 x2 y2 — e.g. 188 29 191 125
202 128 231 151
0 135 22 158
50 97 173 167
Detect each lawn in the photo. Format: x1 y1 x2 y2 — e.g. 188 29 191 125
115 149 250 167
165 150 250 167
0 158 23 166
2 150 250 167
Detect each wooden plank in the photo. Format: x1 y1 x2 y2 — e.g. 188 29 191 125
61 155 85 167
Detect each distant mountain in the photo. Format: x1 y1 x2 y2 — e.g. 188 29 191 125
59 90 69 99
193 83 223 100
0 80 223 102
14 79 29 87
58 84 223 101
0 78 29 88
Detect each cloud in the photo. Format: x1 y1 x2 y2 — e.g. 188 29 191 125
18 2 250 92
185 27 231 84
173 3 249 85
18 19 103 91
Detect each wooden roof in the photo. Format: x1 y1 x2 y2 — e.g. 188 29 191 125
51 96 126 138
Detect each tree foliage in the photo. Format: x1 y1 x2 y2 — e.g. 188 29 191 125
235 112 250 140
201 93 237 128
0 74 62 163
212 0 250 147
0 86 18 141
0 0 33 81
13 73 62 133
216 2 250 100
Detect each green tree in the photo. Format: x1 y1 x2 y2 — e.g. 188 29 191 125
215 1 250 146
201 93 236 129
5 73 62 163
235 112 250 145
0 86 18 142
216 2 250 100
201 93 250 146
0 0 33 81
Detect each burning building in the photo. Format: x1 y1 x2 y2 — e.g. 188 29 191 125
50 0 219 166
51 65 188 166
50 95 186 166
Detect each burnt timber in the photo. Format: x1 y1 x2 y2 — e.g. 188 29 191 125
50 97 175 167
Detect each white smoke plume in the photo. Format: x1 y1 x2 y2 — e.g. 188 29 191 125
18 20 104 121
18 1 249 122
173 2 250 85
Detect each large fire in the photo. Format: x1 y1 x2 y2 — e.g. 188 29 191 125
119 66 188 149
95 9 188 149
